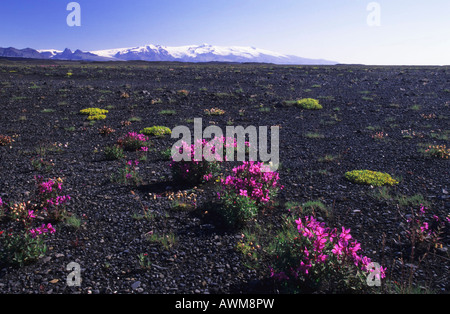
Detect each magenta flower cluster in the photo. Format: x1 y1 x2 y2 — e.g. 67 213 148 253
117 132 149 151
123 132 148 142
221 161 283 204
36 177 71 211
38 179 62 194
169 138 225 183
125 160 139 180
29 223 56 238
46 195 71 207
405 204 448 244
271 216 386 283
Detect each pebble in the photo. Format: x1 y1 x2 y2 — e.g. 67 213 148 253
131 281 141 290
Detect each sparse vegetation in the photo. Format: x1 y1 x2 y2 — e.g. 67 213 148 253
140 126 172 137
1 61 448 295
345 170 399 187
158 109 176 115
297 98 323 110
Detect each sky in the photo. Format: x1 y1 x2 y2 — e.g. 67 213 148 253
0 0 449 65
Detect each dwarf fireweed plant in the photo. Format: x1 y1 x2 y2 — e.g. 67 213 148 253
0 223 55 266
31 156 54 172
104 145 124 161
111 160 142 186
219 192 259 227
169 138 225 184
269 214 386 293
216 161 282 227
117 132 149 151
403 205 447 251
138 253 152 269
35 176 71 221
0 196 56 266
221 161 283 205
170 134 255 185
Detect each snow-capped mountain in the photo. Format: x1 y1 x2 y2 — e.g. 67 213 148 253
91 43 336 65
0 44 337 65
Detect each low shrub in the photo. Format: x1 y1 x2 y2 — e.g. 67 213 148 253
297 98 323 110
104 145 124 160
80 108 109 121
0 135 14 146
110 160 142 186
158 110 176 115
0 223 55 266
79 108 109 116
204 108 226 116
140 126 172 137
220 161 283 205
35 176 71 220
218 192 258 227
117 132 149 151
422 145 449 159
98 126 116 136
215 161 283 227
345 170 399 187
169 139 222 184
268 214 386 293
0 176 72 266
87 114 106 121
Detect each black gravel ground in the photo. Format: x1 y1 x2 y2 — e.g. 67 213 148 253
0 59 449 295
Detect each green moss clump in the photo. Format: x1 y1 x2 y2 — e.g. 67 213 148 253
87 114 107 121
297 98 323 110
80 108 109 121
345 170 399 187
140 126 172 137
80 108 109 116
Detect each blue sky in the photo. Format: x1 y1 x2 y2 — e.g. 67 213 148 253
0 0 449 65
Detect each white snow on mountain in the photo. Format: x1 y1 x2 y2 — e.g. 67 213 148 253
37 49 63 56
0 44 337 65
89 43 336 65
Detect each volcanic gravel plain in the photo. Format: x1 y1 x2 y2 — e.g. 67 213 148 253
0 59 449 294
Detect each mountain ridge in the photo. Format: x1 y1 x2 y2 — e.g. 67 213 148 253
0 44 338 65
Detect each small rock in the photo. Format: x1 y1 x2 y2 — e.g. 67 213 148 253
42 256 51 263
131 281 141 290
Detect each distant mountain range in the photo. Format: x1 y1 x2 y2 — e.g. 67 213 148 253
0 44 337 65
